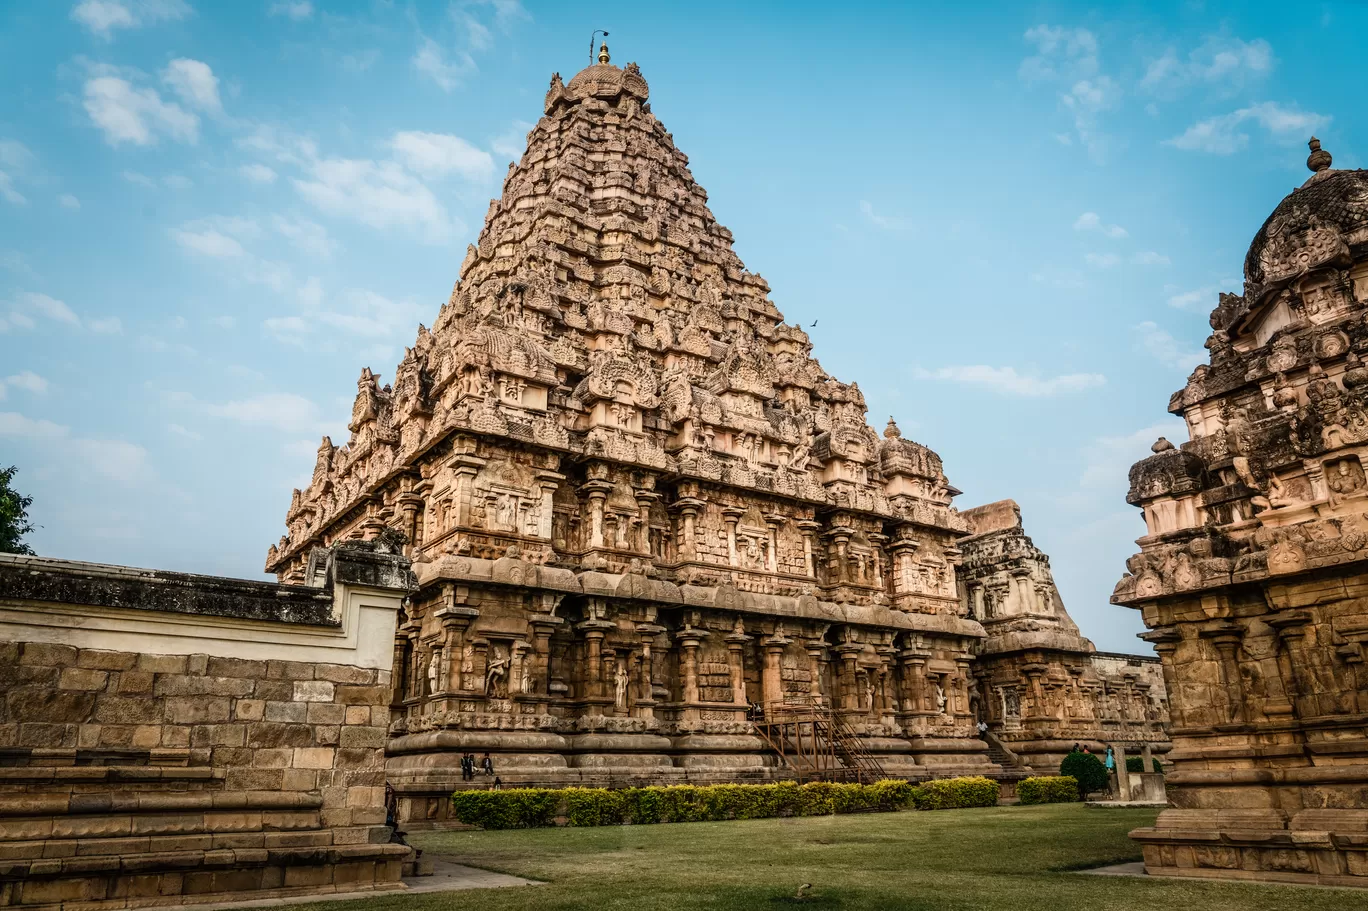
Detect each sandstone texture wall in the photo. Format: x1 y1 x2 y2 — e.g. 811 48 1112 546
1116 139 1368 887
959 500 1169 771
0 542 414 909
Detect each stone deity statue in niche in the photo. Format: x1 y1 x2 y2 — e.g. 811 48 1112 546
615 662 631 710
935 683 948 715
486 651 510 697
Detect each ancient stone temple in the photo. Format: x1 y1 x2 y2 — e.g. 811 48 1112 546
265 45 994 819
961 501 1168 770
1116 138 1368 886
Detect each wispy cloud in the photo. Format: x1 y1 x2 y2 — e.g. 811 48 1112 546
84 68 198 146
58 193 81 209
412 37 474 92
1073 211 1127 238
915 365 1106 397
161 58 222 115
1168 279 1241 311
1131 251 1170 266
238 163 277 184
293 158 454 244
1078 421 1187 489
1141 36 1273 98
859 200 911 231
1133 321 1205 372
0 371 49 400
1165 102 1329 155
1084 252 1121 268
71 0 191 40
268 1 313 20
390 131 494 181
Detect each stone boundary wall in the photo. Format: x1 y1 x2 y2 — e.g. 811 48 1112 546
0 544 415 910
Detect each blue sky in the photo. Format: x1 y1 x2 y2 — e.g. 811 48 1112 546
1 1 1360 652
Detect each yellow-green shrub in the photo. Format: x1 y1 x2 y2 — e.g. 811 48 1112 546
448 776 990 829
1018 775 1080 805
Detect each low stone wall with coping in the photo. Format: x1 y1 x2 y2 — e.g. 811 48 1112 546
0 541 415 910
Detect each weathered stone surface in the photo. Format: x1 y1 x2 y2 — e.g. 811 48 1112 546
1116 139 1368 887
961 500 1169 769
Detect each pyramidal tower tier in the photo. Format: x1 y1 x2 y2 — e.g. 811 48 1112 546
267 46 994 814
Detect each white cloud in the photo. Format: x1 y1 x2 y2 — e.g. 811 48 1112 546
162 173 192 190
239 163 277 184
205 392 331 434
915 365 1106 397
13 291 80 327
167 422 202 440
0 171 25 206
859 200 910 231
71 0 190 39
161 58 222 114
3 371 49 395
1085 252 1121 268
0 412 68 438
266 282 425 349
211 315 236 329
412 37 474 92
491 120 533 161
1073 211 1127 238
1168 279 1241 311
1165 102 1330 155
1133 321 1206 373
0 251 36 279
236 124 317 167
272 216 335 258
83 75 198 146
1020 25 1098 82
1131 251 1170 266
58 193 81 209
1141 36 1274 97
1079 421 1187 489
88 316 123 334
269 1 313 20
75 438 149 483
390 131 494 181
172 227 245 258
293 158 453 243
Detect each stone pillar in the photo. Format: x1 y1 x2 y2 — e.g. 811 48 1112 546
1202 624 1246 723
1114 743 1132 801
796 520 821 578
722 507 744 567
835 644 862 712
1024 664 1047 720
1141 741 1154 773
449 448 485 527
806 643 826 705
761 631 791 709
764 514 785 573
676 628 705 727
897 651 928 714
953 658 973 719
672 497 705 562
1011 568 1033 612
888 534 919 598
578 618 615 706
528 616 562 697
636 623 663 720
391 633 409 706
1268 610 1311 718
580 480 613 549
534 471 564 540
635 491 658 554
437 605 479 693
725 622 750 706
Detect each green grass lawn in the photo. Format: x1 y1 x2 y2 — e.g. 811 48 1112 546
292 805 1360 911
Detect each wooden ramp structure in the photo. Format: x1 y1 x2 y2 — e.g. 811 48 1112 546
751 699 887 784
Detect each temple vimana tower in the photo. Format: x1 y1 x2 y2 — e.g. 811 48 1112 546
1116 138 1368 886
266 46 1166 820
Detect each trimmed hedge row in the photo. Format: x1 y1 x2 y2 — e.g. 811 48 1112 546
1125 756 1163 774
449 777 1001 829
1017 776 1080 805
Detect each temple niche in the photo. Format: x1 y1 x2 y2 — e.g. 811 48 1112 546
266 45 1156 824
1115 139 1368 887
960 500 1168 770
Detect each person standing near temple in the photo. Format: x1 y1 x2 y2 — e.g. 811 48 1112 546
481 752 495 776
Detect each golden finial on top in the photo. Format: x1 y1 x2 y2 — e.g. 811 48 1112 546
598 41 610 64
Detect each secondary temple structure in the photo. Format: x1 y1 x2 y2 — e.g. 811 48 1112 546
960 501 1167 771
263 46 1167 823
1116 138 1368 886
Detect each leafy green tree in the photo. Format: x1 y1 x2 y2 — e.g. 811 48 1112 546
1059 750 1109 798
0 465 36 555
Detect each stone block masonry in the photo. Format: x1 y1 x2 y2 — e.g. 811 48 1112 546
0 540 415 909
